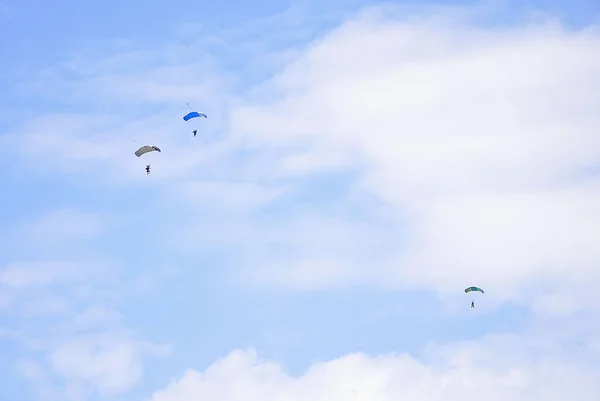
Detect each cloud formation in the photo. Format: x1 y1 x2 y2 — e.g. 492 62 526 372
0 257 168 399
146 4 600 398
149 338 600 401
224 6 600 303
3 2 600 401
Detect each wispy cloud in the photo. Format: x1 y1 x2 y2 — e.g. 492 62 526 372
0 257 169 399
49 332 170 396
0 262 72 289
13 209 109 246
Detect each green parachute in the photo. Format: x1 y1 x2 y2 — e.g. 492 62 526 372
464 286 484 294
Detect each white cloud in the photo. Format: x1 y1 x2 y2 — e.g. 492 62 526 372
65 304 124 330
49 332 169 396
0 261 83 290
221 6 600 305
16 359 45 382
15 359 63 401
16 209 108 246
0 259 166 399
0 208 118 266
169 180 286 211
20 295 71 317
148 336 600 401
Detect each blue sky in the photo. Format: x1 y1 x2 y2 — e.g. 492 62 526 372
1 0 600 400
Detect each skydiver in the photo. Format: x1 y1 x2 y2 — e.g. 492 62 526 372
146 164 151 175
471 300 475 308
193 129 197 137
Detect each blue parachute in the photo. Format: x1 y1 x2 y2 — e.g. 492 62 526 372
183 111 207 121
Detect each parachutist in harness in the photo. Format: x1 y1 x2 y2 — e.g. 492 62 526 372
183 109 207 138
134 146 160 176
465 287 483 310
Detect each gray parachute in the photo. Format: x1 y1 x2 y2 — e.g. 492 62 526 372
135 145 161 157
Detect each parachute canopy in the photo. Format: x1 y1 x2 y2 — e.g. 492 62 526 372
135 145 161 157
464 286 484 294
183 111 207 121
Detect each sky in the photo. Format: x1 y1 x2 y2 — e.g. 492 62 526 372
1 0 600 400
